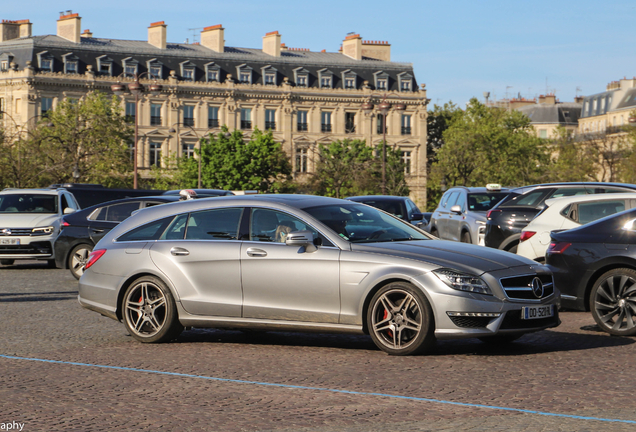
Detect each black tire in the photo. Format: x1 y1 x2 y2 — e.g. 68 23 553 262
506 243 518 254
461 231 472 244
479 334 523 345
0 259 14 266
367 282 435 356
122 275 183 343
68 244 93 280
590 268 636 336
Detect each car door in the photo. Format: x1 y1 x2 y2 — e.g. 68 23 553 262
88 201 143 244
149 207 244 317
240 207 341 323
447 191 466 241
435 191 459 239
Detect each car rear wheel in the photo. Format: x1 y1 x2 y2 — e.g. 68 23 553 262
123 276 183 343
590 268 636 336
68 244 93 279
461 231 472 244
367 282 435 356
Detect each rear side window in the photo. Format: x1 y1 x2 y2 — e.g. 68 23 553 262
577 200 626 225
91 202 142 222
117 216 175 242
185 208 243 240
549 187 588 199
501 190 550 207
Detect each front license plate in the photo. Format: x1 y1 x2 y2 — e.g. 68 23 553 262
522 305 553 320
0 238 19 245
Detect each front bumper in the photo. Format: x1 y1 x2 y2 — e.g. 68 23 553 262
0 240 54 260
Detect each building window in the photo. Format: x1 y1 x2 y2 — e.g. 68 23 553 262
377 78 387 90
149 142 162 168
321 76 332 88
295 147 308 173
345 77 355 89
208 106 219 128
0 61 8 71
240 72 251 84
377 114 387 134
401 114 412 135
345 112 356 133
207 69 219 82
41 97 53 117
297 75 307 87
321 111 332 132
150 66 162 79
125 102 136 123
241 108 252 130
183 105 195 127
65 61 78 74
265 109 276 130
182 143 195 158
401 80 411 91
41 58 53 71
402 151 412 175
151 103 162 126
125 65 137 77
183 69 194 81
297 111 308 131
264 73 276 85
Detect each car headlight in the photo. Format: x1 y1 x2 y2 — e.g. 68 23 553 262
32 226 54 236
433 268 492 295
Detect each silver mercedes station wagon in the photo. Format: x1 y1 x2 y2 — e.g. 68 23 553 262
78 195 560 356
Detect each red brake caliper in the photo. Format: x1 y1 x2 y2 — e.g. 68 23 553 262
383 309 393 337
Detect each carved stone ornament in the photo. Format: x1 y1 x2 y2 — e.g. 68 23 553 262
27 94 37 102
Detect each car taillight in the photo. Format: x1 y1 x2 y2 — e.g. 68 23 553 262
487 209 501 219
84 249 106 271
547 242 571 254
520 231 536 242
62 221 70 227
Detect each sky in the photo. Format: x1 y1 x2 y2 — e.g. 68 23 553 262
4 1 636 108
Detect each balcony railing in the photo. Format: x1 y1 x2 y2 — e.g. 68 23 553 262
401 126 412 135
297 122 308 132
183 118 194 127
265 121 276 130
241 120 252 130
151 116 162 126
208 119 219 128
321 124 332 133
345 124 356 134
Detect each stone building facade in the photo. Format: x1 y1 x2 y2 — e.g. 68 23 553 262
0 12 429 205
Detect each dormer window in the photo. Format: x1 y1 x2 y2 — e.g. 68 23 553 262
37 51 54 72
123 57 139 77
236 64 253 84
147 59 163 79
262 65 278 86
341 70 357 90
377 79 387 90
96 55 113 76
293 67 309 87
62 53 79 74
0 61 7 71
318 68 333 89
205 62 220 82
397 72 413 92
374 71 389 90
180 61 196 82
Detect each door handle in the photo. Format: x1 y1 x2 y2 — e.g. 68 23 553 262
170 247 190 256
246 247 267 257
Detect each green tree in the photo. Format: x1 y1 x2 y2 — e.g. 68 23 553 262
176 127 293 193
29 92 133 187
312 139 379 198
384 145 410 196
549 126 597 182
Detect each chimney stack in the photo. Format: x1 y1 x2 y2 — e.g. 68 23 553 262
262 31 281 57
200 24 224 52
57 11 81 43
342 33 362 60
1 19 31 41
81 29 92 38
148 21 167 49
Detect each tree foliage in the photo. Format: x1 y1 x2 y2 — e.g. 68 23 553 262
548 127 598 182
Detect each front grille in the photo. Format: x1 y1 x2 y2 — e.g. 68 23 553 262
449 316 492 328
0 241 52 255
500 274 554 300
500 309 559 330
0 228 33 236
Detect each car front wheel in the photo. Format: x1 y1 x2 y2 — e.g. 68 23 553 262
122 276 183 343
590 268 636 336
367 282 435 356
68 244 93 279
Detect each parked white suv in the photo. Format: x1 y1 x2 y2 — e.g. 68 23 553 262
517 192 636 262
0 188 80 266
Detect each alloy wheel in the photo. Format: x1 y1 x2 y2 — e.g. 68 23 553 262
124 281 168 338
592 269 636 336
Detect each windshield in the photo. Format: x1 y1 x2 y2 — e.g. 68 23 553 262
303 203 429 243
0 194 58 214
467 193 508 211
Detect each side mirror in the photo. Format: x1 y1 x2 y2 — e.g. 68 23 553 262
410 213 424 221
285 230 317 252
450 205 462 215
63 207 75 215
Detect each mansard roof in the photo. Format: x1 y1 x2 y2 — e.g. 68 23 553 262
517 102 582 125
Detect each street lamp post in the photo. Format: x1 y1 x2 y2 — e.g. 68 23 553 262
362 96 406 195
111 74 163 189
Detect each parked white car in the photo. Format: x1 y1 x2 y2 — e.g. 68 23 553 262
517 192 636 262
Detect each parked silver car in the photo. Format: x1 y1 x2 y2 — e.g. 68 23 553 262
79 195 560 356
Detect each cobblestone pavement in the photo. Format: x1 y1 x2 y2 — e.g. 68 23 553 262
1 262 636 431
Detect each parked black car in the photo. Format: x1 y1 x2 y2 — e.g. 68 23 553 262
54 196 181 278
346 195 430 228
484 182 636 253
49 183 165 208
546 208 636 336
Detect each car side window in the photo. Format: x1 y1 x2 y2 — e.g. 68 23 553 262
250 208 333 246
60 194 70 213
550 188 588 199
443 192 459 209
508 190 549 207
185 208 243 240
117 216 175 242
455 193 467 212
577 200 626 225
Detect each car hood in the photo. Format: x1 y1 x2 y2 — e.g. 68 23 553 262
351 239 537 275
0 213 60 228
